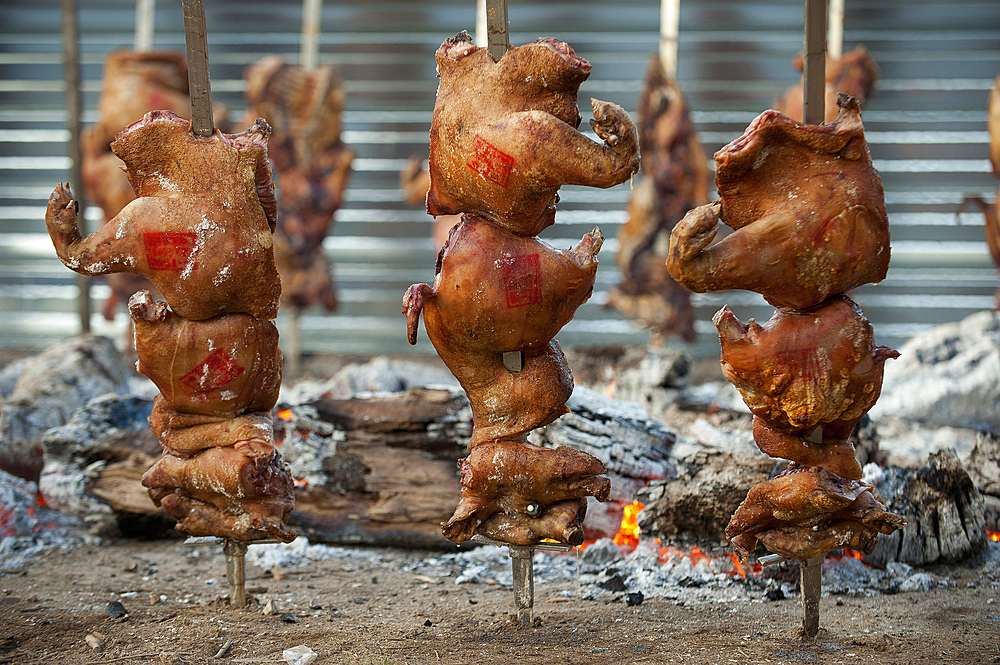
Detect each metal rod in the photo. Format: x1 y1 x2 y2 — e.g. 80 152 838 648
800 555 823 637
223 538 249 608
300 0 322 70
509 544 534 626
60 0 90 334
485 0 509 62
803 0 827 125
827 0 844 61
135 0 156 52
181 0 214 137
659 0 680 77
502 351 522 373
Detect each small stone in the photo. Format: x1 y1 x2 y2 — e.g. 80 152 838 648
106 600 128 619
765 587 785 601
625 592 644 606
84 632 105 651
423 619 433 627
279 613 298 623
283 645 317 665
598 574 627 593
262 598 276 616
271 564 285 581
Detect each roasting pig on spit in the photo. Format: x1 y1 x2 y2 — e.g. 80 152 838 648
607 55 709 343
46 110 295 543
668 93 905 562
405 32 638 546
243 56 354 312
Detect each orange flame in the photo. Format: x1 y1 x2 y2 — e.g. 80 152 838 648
276 409 293 420
989 531 1000 543
293 477 308 489
613 500 643 549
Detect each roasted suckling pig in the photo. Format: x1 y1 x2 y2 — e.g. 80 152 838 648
668 94 889 310
774 46 879 124
608 55 708 343
46 111 280 322
426 31 639 234
243 56 354 311
715 296 899 480
81 50 230 321
407 33 634 546
725 466 905 561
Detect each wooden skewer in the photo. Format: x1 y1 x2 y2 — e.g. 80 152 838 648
476 0 487 49
60 0 90 334
134 0 156 52
181 0 214 137
803 0 827 125
827 0 845 61
300 0 322 70
659 0 680 77
485 0 509 62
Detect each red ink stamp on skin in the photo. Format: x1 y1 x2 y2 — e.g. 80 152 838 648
143 231 199 271
466 135 515 188
776 347 820 381
180 349 245 393
501 254 543 308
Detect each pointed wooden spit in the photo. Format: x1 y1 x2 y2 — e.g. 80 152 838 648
135 0 156 52
803 0 827 126
659 0 680 77
472 535 573 626
181 0 213 137
485 0 509 62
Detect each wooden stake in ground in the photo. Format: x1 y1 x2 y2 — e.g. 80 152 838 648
802 0 827 125
60 0 90 334
181 0 213 137
659 0 680 76
134 0 156 52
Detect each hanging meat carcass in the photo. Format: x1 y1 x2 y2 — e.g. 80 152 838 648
406 32 639 546
81 49 230 320
244 56 353 311
607 55 709 343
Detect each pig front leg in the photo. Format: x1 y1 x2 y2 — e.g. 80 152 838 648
45 182 140 277
476 498 589 546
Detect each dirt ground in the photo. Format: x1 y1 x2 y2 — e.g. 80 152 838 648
1 537 998 665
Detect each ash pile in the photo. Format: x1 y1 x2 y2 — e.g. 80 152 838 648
2 310 1000 598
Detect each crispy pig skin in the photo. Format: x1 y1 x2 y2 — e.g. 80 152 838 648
46 110 280 322
476 498 589 546
667 94 889 310
143 446 295 543
442 442 610 545
427 32 638 235
404 215 601 447
725 466 905 561
715 295 899 480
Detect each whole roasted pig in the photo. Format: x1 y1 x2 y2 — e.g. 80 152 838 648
243 56 354 311
725 466 905 561
404 216 602 447
46 111 280 322
608 55 708 343
715 296 899 480
668 94 889 310
426 31 639 234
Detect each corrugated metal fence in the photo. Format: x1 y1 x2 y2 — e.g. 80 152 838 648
0 0 997 359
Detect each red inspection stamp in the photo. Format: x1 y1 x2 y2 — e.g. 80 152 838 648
180 348 245 394
143 231 199 271
466 135 515 188
501 253 543 308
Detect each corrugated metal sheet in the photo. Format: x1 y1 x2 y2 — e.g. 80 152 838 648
0 0 997 359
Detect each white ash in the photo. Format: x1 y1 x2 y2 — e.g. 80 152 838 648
274 405 343 488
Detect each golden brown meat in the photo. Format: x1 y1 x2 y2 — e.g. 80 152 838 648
773 46 879 124
714 296 898 480
129 290 282 458
667 94 889 310
404 215 601 447
400 156 460 249
81 50 232 322
441 442 610 545
143 446 295 543
476 498 589 546
46 111 280 322
990 74 1000 176
608 56 707 343
725 466 905 561
426 32 639 235
243 56 354 312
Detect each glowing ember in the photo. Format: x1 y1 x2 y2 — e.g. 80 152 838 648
276 409 293 420
989 531 1000 543
613 500 643 549
293 477 308 489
